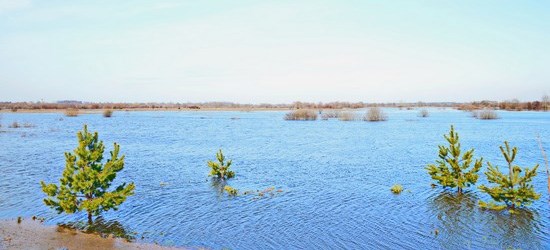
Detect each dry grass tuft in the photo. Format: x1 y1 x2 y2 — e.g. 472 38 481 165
284 110 318 121
363 107 387 122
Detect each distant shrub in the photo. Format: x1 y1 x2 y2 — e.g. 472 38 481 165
473 109 498 120
284 110 318 121
391 184 403 194
103 109 113 118
11 108 18 112
363 107 387 122
419 109 429 117
64 108 79 117
338 111 357 121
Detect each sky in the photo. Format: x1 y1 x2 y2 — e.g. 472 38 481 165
0 0 549 103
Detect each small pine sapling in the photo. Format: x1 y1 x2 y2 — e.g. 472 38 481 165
41 125 135 223
426 125 483 194
479 141 540 210
207 149 235 180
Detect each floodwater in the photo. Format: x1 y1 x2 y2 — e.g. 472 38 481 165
0 109 549 249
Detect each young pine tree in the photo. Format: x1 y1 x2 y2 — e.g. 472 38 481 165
479 141 540 210
426 125 483 194
41 125 135 223
207 149 235 180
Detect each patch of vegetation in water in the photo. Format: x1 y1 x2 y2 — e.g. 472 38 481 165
391 184 403 194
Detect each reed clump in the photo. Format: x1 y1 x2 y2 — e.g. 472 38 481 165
103 109 113 118
363 107 387 122
284 110 318 121
473 109 498 120
64 108 79 117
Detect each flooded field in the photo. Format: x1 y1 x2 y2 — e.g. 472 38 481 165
1 109 549 249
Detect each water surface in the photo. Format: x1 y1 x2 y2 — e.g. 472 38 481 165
0 109 549 249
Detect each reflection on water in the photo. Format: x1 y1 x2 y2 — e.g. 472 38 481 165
210 178 228 197
490 208 539 248
429 191 541 249
59 217 137 241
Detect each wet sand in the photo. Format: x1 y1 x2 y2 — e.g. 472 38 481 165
0 219 183 250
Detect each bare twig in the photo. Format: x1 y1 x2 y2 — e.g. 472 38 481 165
536 135 550 198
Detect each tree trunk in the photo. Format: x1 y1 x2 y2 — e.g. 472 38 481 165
87 212 92 224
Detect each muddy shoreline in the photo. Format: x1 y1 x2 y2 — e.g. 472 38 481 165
0 218 183 250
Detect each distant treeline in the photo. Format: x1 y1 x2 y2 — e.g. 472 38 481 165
457 97 549 111
0 101 453 111
0 98 548 111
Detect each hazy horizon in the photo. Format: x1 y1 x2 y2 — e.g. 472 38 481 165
1 1 549 103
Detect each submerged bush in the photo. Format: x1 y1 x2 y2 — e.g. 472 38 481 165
338 111 357 121
103 109 113 118
426 125 483 194
208 149 235 180
363 107 387 122
284 109 318 121
479 141 540 210
40 125 135 223
224 185 238 196
64 108 79 117
9 121 34 128
391 184 403 194
321 110 340 120
9 121 20 128
472 109 498 120
419 109 429 117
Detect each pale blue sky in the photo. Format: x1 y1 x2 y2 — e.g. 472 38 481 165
1 0 549 103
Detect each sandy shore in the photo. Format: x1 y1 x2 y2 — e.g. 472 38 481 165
0 219 183 250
